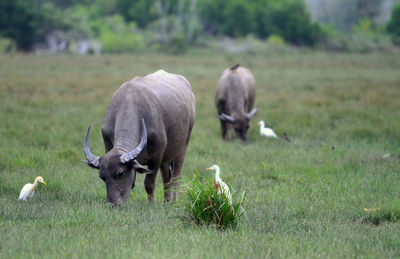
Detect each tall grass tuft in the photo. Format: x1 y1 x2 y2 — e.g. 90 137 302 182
179 174 246 229
360 208 400 226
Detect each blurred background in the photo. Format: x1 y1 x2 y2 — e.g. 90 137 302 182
0 0 399 55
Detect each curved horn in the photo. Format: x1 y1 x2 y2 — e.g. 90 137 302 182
84 126 100 168
246 108 258 119
120 118 147 164
217 113 235 123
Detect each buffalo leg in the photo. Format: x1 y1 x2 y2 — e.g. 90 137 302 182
170 147 188 202
217 101 231 141
103 136 113 152
160 161 172 202
144 161 161 202
220 121 231 141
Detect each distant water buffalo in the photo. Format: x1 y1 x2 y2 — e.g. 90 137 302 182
83 70 195 206
215 65 257 143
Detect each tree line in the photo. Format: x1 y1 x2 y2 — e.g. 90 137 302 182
0 0 399 52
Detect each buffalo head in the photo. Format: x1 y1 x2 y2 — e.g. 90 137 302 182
218 108 257 143
83 119 151 206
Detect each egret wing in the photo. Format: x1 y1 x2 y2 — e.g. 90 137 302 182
19 183 33 200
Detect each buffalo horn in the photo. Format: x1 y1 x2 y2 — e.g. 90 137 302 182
246 108 258 119
120 118 147 164
217 113 235 123
84 126 100 168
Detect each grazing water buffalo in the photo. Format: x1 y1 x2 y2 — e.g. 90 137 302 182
83 70 195 205
215 65 257 143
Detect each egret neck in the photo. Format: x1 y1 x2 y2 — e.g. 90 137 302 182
214 166 221 182
29 178 40 195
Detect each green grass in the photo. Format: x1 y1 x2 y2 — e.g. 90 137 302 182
1 52 400 258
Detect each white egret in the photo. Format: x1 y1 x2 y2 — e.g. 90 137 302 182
206 165 232 206
18 176 46 201
258 120 277 138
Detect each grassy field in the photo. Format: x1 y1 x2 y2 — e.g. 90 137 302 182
1 52 400 258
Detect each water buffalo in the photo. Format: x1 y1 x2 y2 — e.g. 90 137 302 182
215 64 257 143
83 70 195 205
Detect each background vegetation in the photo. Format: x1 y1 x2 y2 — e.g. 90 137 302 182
0 0 399 54
388 1 400 44
0 52 399 257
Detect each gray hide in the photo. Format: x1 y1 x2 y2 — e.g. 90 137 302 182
215 65 257 143
84 70 195 205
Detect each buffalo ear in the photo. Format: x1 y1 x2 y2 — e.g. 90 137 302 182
133 160 152 174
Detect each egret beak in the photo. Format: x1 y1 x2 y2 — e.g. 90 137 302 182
42 181 47 185
206 168 212 171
